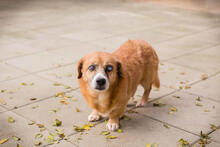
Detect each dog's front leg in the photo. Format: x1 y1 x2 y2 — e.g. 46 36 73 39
88 109 101 122
106 107 125 131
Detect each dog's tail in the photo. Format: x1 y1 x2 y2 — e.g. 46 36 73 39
153 69 160 88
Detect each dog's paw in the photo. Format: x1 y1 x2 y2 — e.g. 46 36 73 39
106 121 119 131
136 99 147 107
88 114 100 122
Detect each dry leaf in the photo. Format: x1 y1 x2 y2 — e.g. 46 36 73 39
52 119 62 127
28 121 35 125
74 125 85 132
36 124 44 128
64 85 71 89
100 131 110 136
210 124 219 131
76 107 80 112
21 82 27 86
184 85 191 89
163 123 169 128
180 72 185 75
56 92 65 97
170 107 177 112
35 133 43 139
30 98 37 101
201 74 208 80
40 128 46 132
12 136 21 141
34 141 41 146
195 102 203 107
106 135 117 139
121 115 131 120
196 96 201 101
178 138 189 147
153 101 166 107
0 98 6 105
8 117 15 123
173 95 180 99
152 143 158 147
204 109 210 112
0 138 8 144
53 82 61 86
60 99 68 104
117 129 123 133
17 144 23 147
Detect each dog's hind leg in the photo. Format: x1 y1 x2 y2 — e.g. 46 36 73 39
136 82 152 107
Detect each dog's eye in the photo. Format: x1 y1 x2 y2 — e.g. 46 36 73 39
88 65 96 71
105 65 113 72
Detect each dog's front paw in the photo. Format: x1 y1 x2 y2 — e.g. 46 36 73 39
136 99 147 107
106 121 119 131
88 114 100 122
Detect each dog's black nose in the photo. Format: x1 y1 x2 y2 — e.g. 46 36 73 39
96 78 106 86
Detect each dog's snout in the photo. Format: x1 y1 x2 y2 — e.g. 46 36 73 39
96 78 106 86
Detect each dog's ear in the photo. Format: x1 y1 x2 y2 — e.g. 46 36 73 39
77 59 83 79
116 61 122 79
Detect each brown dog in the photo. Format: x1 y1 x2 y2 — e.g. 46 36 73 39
77 40 160 131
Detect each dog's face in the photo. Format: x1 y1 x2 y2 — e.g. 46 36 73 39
78 52 122 92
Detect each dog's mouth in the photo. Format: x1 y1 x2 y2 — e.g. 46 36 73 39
95 86 106 91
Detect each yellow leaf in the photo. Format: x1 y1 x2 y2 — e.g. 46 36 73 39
56 92 65 97
30 98 37 101
170 107 177 112
60 99 68 105
204 109 210 112
21 82 27 86
88 123 94 127
52 119 62 127
83 124 90 130
12 136 20 141
106 135 117 139
185 85 191 89
152 143 158 147
0 138 9 144
146 143 151 147
163 123 169 128
36 124 44 128
8 117 15 123
76 107 80 112
117 129 123 133
100 131 110 136
0 98 6 105
35 133 43 139
53 82 61 86
195 102 203 107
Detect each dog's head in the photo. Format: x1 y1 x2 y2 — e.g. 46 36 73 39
77 52 122 92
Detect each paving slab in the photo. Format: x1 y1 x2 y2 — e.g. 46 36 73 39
14 90 92 136
36 64 78 89
0 62 26 82
158 62 204 90
193 141 220 147
210 128 220 142
187 74 220 102
68 113 199 147
168 45 220 74
0 75 66 109
6 51 74 73
47 41 105 62
154 32 220 61
0 111 53 147
135 91 220 135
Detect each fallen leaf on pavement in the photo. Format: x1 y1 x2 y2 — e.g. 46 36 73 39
184 85 191 89
0 98 6 105
8 117 15 123
0 138 9 144
40 128 46 132
195 102 203 107
121 115 131 120
117 129 123 133
34 141 41 146
52 119 62 127
21 82 27 86
163 123 169 128
196 96 201 101
76 107 80 112
153 101 166 107
36 124 44 128
173 95 180 99
204 109 210 112
28 121 35 125
17 144 23 147
201 74 208 80
178 138 189 147
30 98 37 101
146 143 151 147
12 136 21 141
53 82 61 86
170 107 177 112
210 124 219 131
35 133 43 139
100 131 110 136
106 135 117 139
60 99 69 104
56 92 65 97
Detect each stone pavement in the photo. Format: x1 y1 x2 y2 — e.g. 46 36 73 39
0 0 220 147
